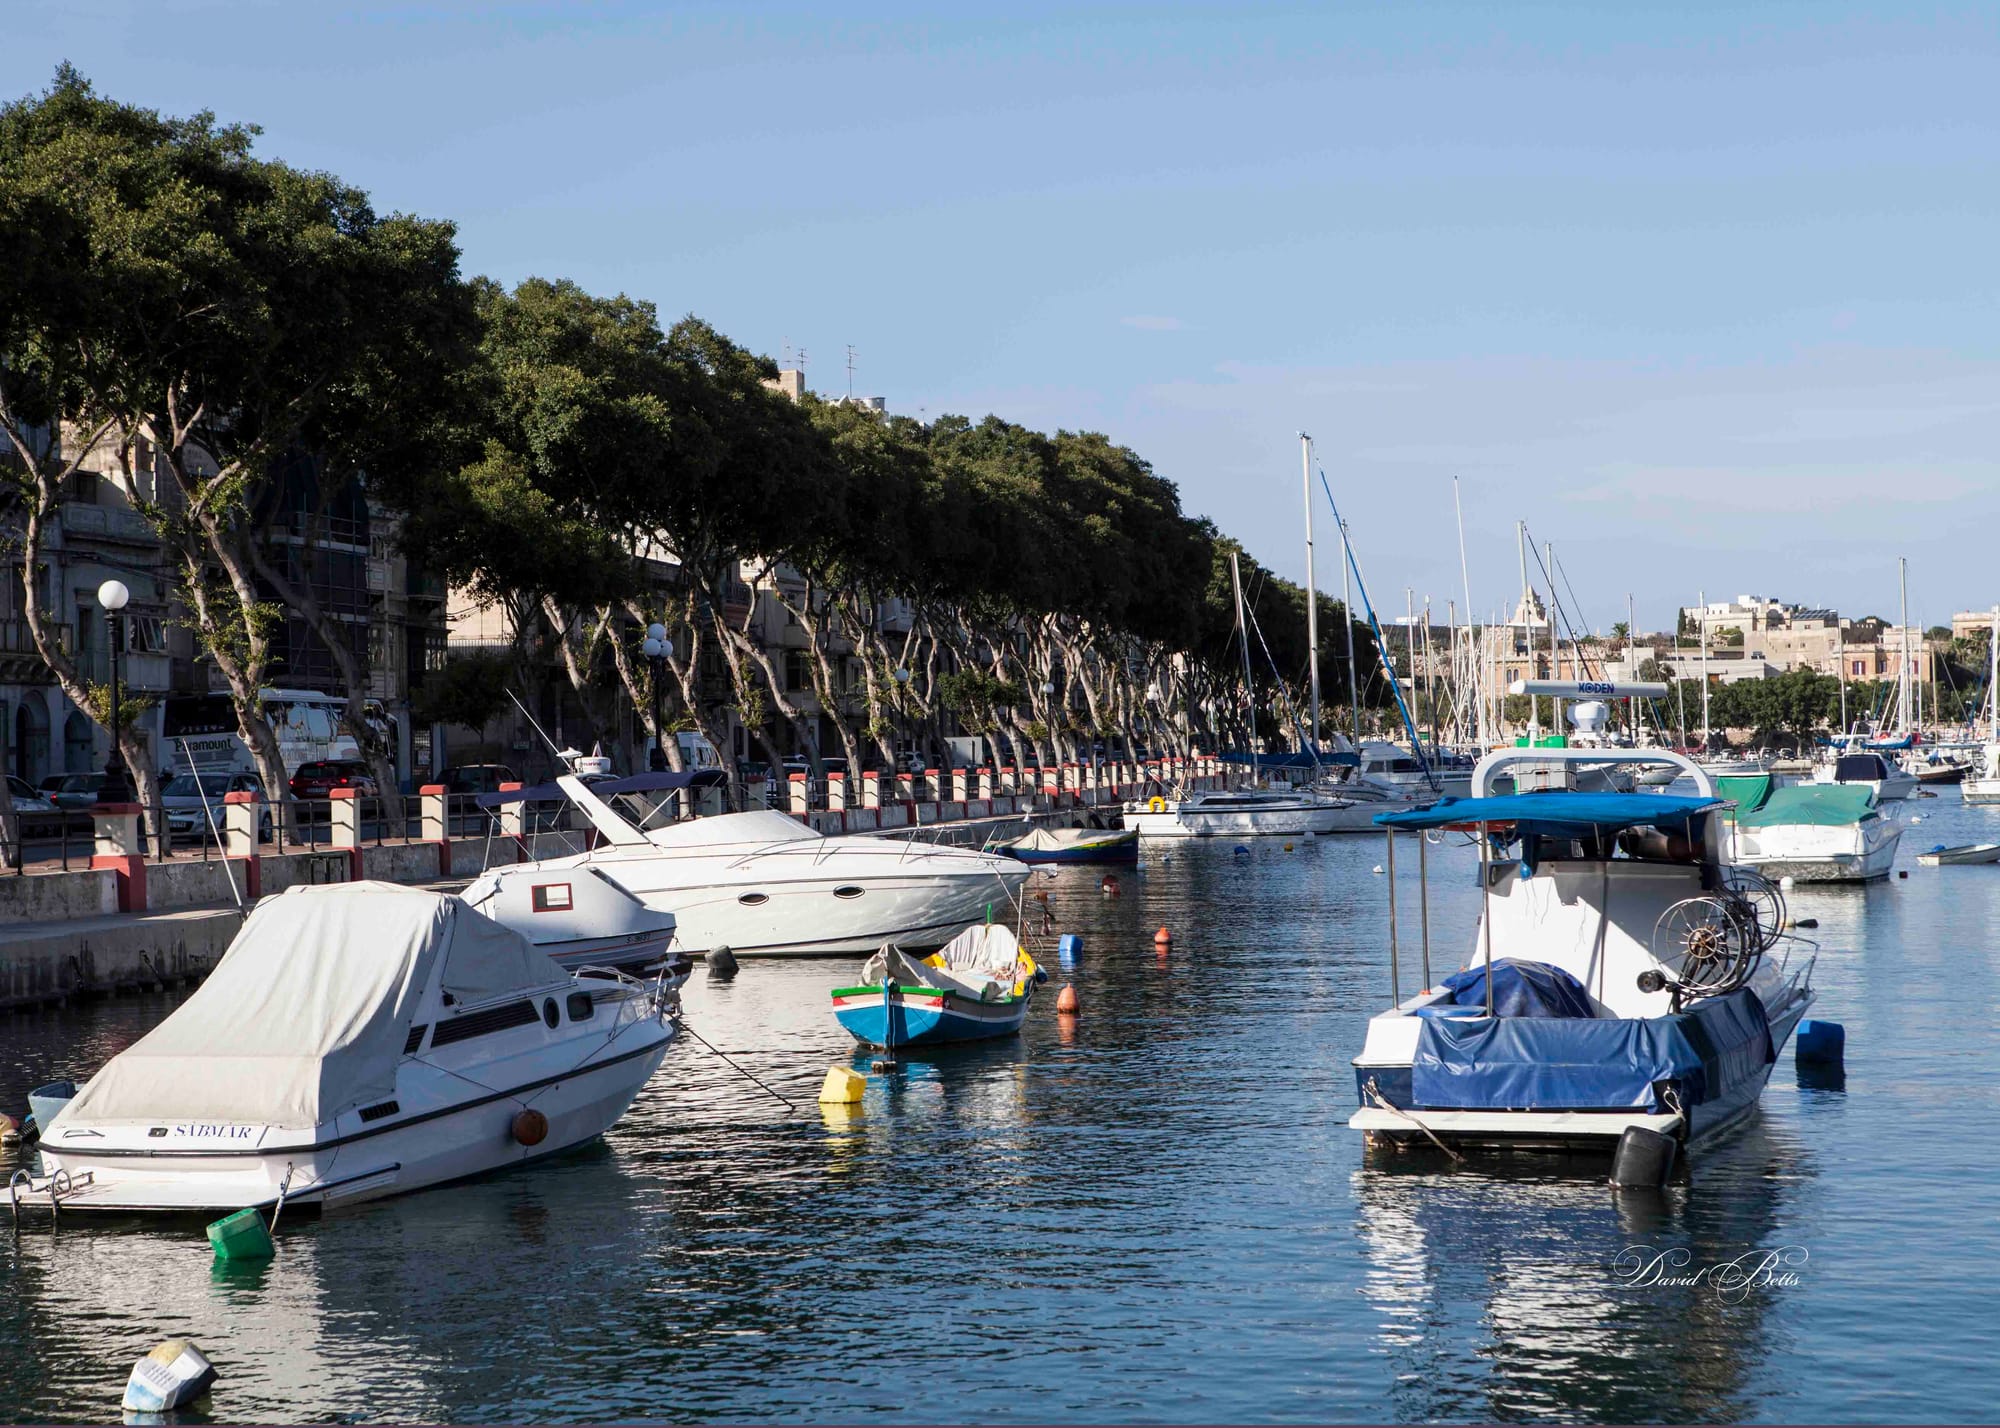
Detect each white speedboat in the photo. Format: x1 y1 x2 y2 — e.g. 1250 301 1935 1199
464 862 680 974
1812 750 1918 802
1348 748 1816 1154
1123 787 1346 838
1963 743 2000 806
1356 741 1472 799
472 776 1030 957
1723 777 1903 883
30 883 675 1214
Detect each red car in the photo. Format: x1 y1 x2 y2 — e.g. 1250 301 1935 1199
289 759 380 800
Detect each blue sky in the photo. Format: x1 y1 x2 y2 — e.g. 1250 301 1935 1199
9 2 1998 632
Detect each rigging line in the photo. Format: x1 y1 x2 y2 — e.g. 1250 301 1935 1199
1518 523 1603 682
671 1016 800 1112
1240 587 1321 760
1313 466 1435 783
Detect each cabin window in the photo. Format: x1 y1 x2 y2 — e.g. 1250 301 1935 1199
566 991 595 1022
738 892 769 906
531 883 573 913
542 998 560 1029
833 885 864 899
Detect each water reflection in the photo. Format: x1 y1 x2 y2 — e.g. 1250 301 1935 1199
1354 1111 1815 1423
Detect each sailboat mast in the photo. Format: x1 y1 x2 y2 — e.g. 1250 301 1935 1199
1517 522 1534 735
1453 478 1480 744
1988 605 1998 739
1545 541 1562 736
1341 517 1362 747
1300 433 1322 752
1229 548 1256 786
1898 555 1911 735
1699 589 1711 752
1836 619 1849 734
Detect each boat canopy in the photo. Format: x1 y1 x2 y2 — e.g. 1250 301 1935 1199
1738 783 1877 828
477 769 725 808
1715 773 1776 814
1374 792 1721 837
57 884 566 1132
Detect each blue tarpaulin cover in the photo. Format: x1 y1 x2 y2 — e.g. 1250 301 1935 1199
1375 792 1720 836
1441 959 1596 1018
1410 988 1774 1112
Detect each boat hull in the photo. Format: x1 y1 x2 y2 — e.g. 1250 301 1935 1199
1964 778 2000 806
1123 803 1343 838
35 1021 674 1214
1006 832 1139 864
831 984 1030 1046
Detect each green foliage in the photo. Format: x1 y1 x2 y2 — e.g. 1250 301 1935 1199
411 651 513 732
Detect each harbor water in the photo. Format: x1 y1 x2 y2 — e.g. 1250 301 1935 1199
4 794 1999 1423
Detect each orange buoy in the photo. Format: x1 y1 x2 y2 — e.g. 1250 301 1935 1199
1153 926 1172 947
1056 983 1080 1015
511 1109 548 1146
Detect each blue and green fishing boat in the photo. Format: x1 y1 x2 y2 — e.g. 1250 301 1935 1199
831 924 1041 1048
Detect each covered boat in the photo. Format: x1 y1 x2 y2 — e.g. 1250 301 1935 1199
1723 776 1903 883
32 883 675 1214
999 824 1138 864
831 924 1041 1048
1348 749 1817 1154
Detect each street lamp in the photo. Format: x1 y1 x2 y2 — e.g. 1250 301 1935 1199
641 623 673 771
96 579 133 804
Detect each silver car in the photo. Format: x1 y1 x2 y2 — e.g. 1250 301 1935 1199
162 771 272 843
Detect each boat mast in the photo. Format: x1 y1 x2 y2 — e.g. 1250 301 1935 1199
1300 433 1322 754
1626 592 1638 743
1545 540 1562 736
1699 588 1711 753
1341 516 1362 748
1898 556 1911 735
1424 596 1439 751
1988 605 1999 740
1229 548 1257 787
1405 587 1417 752
1453 478 1480 744
1517 521 1534 737
1836 618 1849 736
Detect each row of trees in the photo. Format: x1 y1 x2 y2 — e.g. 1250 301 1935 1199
0 67 1387 833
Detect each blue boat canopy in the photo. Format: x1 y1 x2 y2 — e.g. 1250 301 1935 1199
1374 792 1721 837
477 769 725 809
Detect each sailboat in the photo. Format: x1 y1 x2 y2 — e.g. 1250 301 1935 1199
1815 559 1920 801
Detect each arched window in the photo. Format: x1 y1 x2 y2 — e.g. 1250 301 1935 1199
63 711 95 773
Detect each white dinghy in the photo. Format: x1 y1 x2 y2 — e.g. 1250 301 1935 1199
29 883 676 1214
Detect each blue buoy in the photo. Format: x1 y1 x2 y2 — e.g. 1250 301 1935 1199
1057 933 1083 966
1796 1020 1845 1066
1232 844 1250 857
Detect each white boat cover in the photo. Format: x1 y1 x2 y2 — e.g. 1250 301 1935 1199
860 924 1026 1002
1009 826 1131 852
58 883 566 1131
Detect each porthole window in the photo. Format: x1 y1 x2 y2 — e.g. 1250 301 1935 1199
738 892 769 906
542 998 559 1029
833 885 864 899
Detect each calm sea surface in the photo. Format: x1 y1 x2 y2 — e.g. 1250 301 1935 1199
4 787 1999 1423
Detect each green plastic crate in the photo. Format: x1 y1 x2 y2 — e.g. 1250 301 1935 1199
206 1206 274 1260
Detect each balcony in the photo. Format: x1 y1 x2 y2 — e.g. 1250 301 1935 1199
59 503 157 546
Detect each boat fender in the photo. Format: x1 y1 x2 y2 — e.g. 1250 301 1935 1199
1148 797 1166 812
1232 845 1249 857
1795 1020 1845 1067
705 944 739 980
1609 1126 1677 1188
1058 933 1083 964
121 1340 218 1414
1055 983 1080 1015
511 1109 549 1147
817 1065 866 1105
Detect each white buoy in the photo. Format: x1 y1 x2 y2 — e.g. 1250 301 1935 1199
122 1340 217 1414
1778 875 1795 889
1371 865 1385 875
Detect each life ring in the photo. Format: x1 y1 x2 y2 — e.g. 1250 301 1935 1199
1148 796 1166 813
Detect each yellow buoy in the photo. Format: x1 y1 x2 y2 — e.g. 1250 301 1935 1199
818 1065 866 1105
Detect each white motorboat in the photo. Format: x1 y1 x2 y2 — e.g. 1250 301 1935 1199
471 776 1030 957
1348 748 1816 1153
1812 750 1918 802
29 883 675 1214
1917 842 2000 866
1356 741 1472 799
465 861 680 974
1123 787 1348 838
1965 743 2000 806
1723 776 1903 883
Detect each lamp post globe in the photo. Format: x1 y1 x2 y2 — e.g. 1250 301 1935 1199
96 579 135 806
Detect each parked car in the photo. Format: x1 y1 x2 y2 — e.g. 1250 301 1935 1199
289 759 380 801
43 772 107 810
161 771 272 844
6 775 63 840
438 764 519 796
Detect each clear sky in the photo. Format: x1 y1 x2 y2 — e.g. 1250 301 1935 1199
9 2 1997 633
